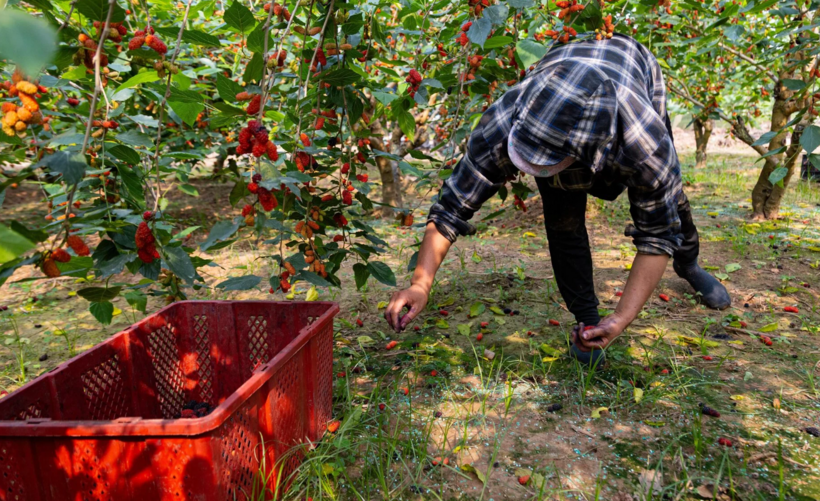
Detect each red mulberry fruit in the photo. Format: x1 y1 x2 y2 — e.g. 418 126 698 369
247 182 259 194
52 249 71 263
266 142 278 161
146 35 167 55
246 94 261 115
67 235 90 256
135 221 155 248
258 188 277 211
41 259 61 278
128 35 146 50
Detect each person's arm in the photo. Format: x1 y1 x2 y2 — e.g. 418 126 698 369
384 223 452 331
572 252 668 351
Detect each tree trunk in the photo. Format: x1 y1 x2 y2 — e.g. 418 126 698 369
750 100 797 219
693 117 713 169
368 133 402 216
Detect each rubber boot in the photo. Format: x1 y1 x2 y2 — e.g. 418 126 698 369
673 260 731 310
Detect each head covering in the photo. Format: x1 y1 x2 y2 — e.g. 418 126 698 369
507 61 618 176
507 135 574 177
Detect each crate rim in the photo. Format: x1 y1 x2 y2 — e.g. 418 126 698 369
0 300 339 438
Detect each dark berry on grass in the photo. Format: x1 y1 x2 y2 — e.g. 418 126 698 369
39 353 48 362
493 462 500 468
503 308 512 314
513 310 520 315
34 324 42 328
805 427 820 437
545 403 562 413
700 404 720 418
435 411 442 418
744 303 749 308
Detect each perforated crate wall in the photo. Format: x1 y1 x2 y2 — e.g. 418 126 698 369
0 301 339 501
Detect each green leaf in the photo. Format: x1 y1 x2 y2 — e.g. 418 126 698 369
118 165 144 202
457 323 471 336
469 302 485 318
396 108 415 143
321 67 361 86
224 1 257 33
76 286 122 302
216 274 262 290
76 0 126 22
108 144 141 165
801 125 820 154
0 11 57 76
516 39 547 69
782 79 806 91
163 245 196 284
243 52 264 83
768 166 789 186
484 4 509 24
114 71 160 96
483 35 513 49
725 263 741 273
436 318 450 329
490 306 505 315
752 130 778 147
466 17 492 48
247 23 273 53
52 255 91 278
44 151 87 185
217 73 244 101
116 129 154 148
200 219 241 250
367 261 396 286
124 290 147 313
760 323 778 333
297 270 333 287
169 100 205 127
0 225 35 265
353 262 369 289
507 0 534 9
714 272 729 281
89 301 115 325
9 221 47 243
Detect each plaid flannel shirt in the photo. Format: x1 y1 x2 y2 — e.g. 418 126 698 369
428 33 685 257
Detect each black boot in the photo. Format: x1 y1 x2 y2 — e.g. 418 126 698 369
673 261 731 310
569 343 606 369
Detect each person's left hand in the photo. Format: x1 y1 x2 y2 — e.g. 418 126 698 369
571 313 627 352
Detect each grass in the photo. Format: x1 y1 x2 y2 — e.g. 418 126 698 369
2 150 820 499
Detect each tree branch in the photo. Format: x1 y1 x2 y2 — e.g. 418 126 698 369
718 42 777 82
667 83 767 156
62 0 116 225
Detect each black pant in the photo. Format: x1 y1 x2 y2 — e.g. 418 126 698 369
535 177 699 325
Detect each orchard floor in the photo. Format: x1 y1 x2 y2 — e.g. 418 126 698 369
3 147 820 500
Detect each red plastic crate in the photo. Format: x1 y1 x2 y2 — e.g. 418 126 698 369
0 300 339 501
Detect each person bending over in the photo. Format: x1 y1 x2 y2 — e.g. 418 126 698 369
384 33 731 363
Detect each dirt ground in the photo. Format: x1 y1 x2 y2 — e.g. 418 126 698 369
2 134 820 500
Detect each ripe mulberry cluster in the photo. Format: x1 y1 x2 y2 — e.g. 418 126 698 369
468 0 490 15
93 21 128 43
263 2 291 21
596 15 615 40
135 221 160 263
129 27 167 55
1 71 45 138
405 69 422 97
458 22 471 46
237 120 278 160
76 34 109 70
41 257 61 278
556 0 585 19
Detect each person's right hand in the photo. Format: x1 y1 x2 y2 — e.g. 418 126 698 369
384 284 429 332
